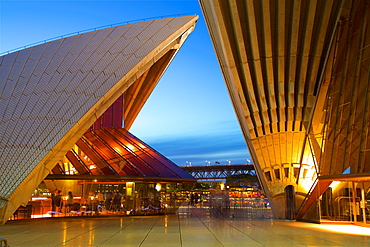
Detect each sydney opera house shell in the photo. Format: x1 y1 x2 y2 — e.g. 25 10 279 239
0 16 198 224
200 0 370 224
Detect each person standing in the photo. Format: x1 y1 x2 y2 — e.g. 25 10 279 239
105 192 113 211
54 190 63 213
51 189 58 216
112 191 122 212
190 193 195 206
194 193 199 206
67 191 74 213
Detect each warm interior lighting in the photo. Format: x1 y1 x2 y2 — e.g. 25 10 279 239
65 167 76 175
126 144 135 151
89 165 96 169
126 182 134 196
292 221 370 236
78 181 128 184
31 197 49 201
164 215 168 227
312 224 370 236
113 147 122 154
297 159 317 192
155 183 161 191
329 181 341 189
32 214 50 219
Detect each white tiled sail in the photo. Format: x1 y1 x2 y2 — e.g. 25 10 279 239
0 16 198 221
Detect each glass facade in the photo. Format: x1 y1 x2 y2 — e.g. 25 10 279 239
320 181 370 226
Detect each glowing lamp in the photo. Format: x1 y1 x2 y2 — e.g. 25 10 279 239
155 183 161 191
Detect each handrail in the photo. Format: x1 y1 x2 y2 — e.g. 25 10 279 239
0 13 195 56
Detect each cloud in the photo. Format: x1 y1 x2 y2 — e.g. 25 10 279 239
139 128 251 166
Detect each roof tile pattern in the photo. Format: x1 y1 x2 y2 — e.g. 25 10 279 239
0 16 197 209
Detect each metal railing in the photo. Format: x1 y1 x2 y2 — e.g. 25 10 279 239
212 197 273 219
177 198 273 220
9 197 188 221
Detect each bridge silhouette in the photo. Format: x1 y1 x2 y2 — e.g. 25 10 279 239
180 164 256 180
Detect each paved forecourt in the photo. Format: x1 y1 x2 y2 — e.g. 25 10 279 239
0 205 370 246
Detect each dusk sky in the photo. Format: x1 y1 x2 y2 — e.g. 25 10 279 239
0 0 251 166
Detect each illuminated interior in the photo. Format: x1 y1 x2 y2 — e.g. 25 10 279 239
51 127 194 180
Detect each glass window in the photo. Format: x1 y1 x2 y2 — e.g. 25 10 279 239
264 171 272 182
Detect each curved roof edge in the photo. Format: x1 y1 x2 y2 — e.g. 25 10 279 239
0 13 196 57
0 15 198 224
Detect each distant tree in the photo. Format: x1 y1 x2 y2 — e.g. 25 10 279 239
193 182 210 190
226 174 260 188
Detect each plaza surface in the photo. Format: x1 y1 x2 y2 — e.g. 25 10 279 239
0 205 370 247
